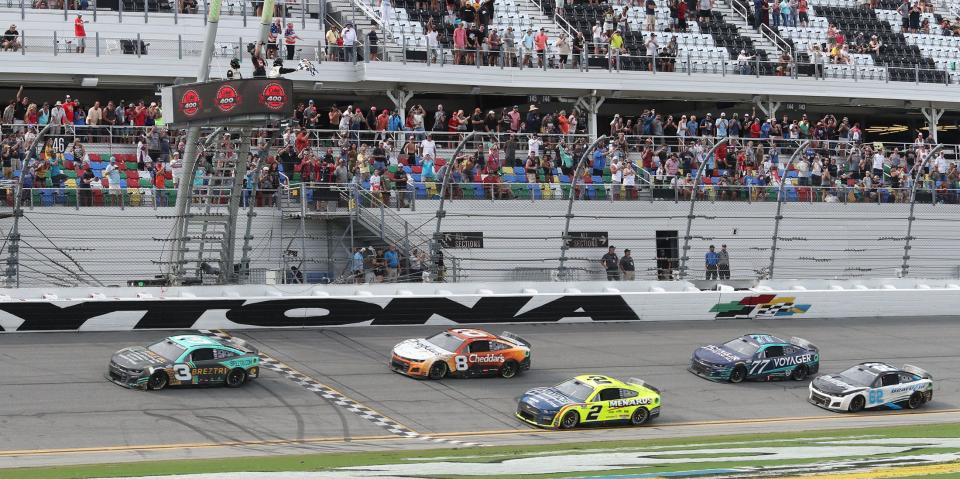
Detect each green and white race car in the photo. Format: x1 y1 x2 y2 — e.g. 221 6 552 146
107 334 260 390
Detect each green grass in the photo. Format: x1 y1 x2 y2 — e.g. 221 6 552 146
6 422 960 479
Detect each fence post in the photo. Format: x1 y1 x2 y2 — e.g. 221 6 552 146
144 0 148 23
64 0 68 20
20 0 24 20
767 140 810 279
300 0 305 29
53 31 58 56
900 144 944 277
178 34 182 59
136 32 141 57
119 0 123 22
96 31 99 56
558 135 608 281
431 131 477 281
679 137 730 280
174 0 178 23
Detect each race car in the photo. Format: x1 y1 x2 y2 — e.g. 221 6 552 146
808 362 933 412
689 333 819 383
516 375 661 429
107 334 260 390
390 328 530 379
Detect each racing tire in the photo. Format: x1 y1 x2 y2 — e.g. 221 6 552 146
630 407 650 426
790 365 808 381
907 392 925 409
499 361 519 379
559 411 579 429
428 361 448 380
729 365 747 383
148 371 168 391
849 395 866 413
226 368 247 388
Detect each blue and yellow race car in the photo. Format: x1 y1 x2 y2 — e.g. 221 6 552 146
107 335 261 390
516 375 661 429
689 333 819 383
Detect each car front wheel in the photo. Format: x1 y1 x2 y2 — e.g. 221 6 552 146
559 411 579 429
428 361 448 380
729 365 747 383
148 371 168 390
849 395 866 412
226 368 247 388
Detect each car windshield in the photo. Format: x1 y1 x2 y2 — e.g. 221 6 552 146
424 332 464 353
723 338 759 357
839 365 878 387
553 379 594 403
147 340 187 361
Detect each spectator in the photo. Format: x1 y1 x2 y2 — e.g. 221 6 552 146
705 244 719 279
342 23 357 63
718 244 730 279
73 14 87 54
384 244 399 282
352 247 364 283
619 248 635 280
2 24 19 52
601 246 619 280
284 23 302 61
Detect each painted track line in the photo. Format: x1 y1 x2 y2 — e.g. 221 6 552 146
199 329 483 448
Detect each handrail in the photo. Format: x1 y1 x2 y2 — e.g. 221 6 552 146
345 0 397 44
529 0 576 38
726 0 792 55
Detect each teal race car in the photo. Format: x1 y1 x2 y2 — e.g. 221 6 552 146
107 335 260 390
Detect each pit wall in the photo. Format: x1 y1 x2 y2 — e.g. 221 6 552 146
0 279 957 332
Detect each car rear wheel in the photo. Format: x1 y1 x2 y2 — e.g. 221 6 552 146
500 361 519 379
559 411 579 429
907 392 925 409
849 395 866 412
791 365 808 381
428 361 448 380
630 407 650 426
148 371 168 390
226 368 247 388
729 365 747 383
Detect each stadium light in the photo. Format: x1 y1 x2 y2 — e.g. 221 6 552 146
80 77 99 87
313 82 324 90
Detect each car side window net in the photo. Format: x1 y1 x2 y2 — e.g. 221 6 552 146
469 341 491 353
881 374 900 387
190 348 215 362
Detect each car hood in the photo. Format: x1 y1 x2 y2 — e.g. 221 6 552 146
519 387 577 412
392 339 452 362
111 346 169 369
693 344 743 366
812 374 864 395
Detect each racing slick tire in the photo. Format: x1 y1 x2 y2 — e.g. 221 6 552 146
849 395 866 412
559 411 579 429
148 371 168 390
226 368 247 388
499 360 519 379
729 365 747 383
428 361 448 380
907 392 925 409
630 407 650 426
790 365 808 381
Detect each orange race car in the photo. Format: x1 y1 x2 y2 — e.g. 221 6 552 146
390 328 531 379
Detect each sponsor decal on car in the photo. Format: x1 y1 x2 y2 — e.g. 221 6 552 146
711 295 811 319
609 398 652 408
703 344 741 362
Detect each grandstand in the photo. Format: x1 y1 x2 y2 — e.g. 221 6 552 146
0 0 958 288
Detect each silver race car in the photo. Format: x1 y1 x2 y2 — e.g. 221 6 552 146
808 362 933 412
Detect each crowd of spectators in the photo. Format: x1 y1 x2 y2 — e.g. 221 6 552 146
3 84 960 208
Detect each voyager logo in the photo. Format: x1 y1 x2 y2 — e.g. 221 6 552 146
770 354 814 368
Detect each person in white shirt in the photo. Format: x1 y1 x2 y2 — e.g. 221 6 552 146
527 134 542 158
610 158 623 199
419 134 436 159
796 157 810 186
622 162 636 200
935 152 948 180
872 150 885 178
342 24 357 62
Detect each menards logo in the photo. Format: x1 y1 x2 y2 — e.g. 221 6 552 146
609 398 652 407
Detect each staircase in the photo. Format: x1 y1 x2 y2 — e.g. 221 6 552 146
713 0 786 59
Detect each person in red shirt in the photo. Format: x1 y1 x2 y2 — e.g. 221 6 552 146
154 162 173 205
534 28 548 67
133 101 146 127
74 14 86 53
294 129 309 153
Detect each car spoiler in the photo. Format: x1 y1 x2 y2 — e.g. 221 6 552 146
902 364 932 380
790 336 818 352
627 377 660 394
500 331 530 348
223 336 259 355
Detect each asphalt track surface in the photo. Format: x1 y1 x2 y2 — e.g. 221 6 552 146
2 315 960 468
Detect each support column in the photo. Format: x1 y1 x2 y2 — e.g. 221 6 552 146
921 107 944 144
575 94 605 140
386 89 414 125
753 96 781 120
168 0 223 285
